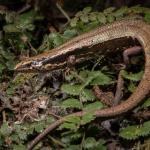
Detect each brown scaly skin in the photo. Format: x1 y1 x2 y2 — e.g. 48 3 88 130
15 19 150 149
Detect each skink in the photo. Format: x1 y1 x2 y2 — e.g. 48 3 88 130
15 19 150 149
15 19 150 116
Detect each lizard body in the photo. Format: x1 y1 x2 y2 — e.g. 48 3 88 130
15 19 150 149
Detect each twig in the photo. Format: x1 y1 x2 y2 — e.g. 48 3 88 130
27 41 37 54
17 4 31 14
56 2 71 22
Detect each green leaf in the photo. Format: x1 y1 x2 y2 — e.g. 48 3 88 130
121 70 143 81
34 122 45 133
119 126 141 140
130 5 144 13
63 29 77 40
19 11 35 23
0 122 12 136
10 134 20 143
59 122 78 131
6 86 15 95
59 116 81 130
97 13 107 24
95 140 107 150
119 121 150 140
18 131 27 140
127 82 137 93
69 132 82 140
46 116 54 124
103 7 116 14
25 123 35 135
83 137 98 149
5 11 17 23
61 135 72 144
65 145 80 150
79 70 88 79
61 98 82 109
107 15 115 23
61 84 82 95
26 117 54 134
75 11 83 17
89 12 97 21
0 63 5 74
70 18 78 27
141 97 150 108
38 34 51 52
80 89 96 102
80 14 89 23
60 113 95 130
145 12 150 23
6 60 16 70
89 71 112 85
1 50 15 60
63 71 112 96
81 71 100 88
61 132 82 144
81 112 96 125
140 121 150 136
113 7 128 18
83 7 92 13
3 24 20 33
16 10 42 31
13 144 26 150
65 116 81 124
49 33 64 47
81 21 99 32
83 101 104 111
13 124 27 141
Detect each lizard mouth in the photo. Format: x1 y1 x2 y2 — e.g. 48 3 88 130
14 61 35 72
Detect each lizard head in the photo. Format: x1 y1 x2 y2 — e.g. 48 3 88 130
14 59 44 72
14 55 67 72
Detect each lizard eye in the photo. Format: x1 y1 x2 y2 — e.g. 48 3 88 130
31 61 42 67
